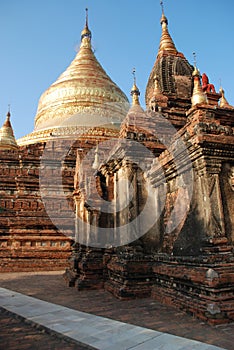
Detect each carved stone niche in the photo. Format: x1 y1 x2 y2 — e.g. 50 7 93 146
220 163 234 243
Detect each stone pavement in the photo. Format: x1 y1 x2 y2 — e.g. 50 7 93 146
0 287 226 350
0 308 89 350
0 272 233 350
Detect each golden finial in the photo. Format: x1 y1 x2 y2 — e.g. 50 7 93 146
191 68 207 106
81 8 92 48
192 52 200 76
4 106 11 127
193 52 197 67
158 1 177 57
6 104 11 121
160 0 168 25
160 0 164 12
85 7 88 27
131 68 140 106
191 53 208 106
132 67 136 85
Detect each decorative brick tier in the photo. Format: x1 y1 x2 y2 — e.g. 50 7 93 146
0 142 74 272
105 254 154 299
64 245 105 290
151 246 234 325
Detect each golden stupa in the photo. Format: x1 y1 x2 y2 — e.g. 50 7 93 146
191 67 208 106
18 10 129 145
219 87 234 109
0 112 18 150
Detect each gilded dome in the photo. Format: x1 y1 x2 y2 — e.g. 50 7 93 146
18 14 129 145
35 21 129 132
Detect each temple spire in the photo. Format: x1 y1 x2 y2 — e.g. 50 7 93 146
131 68 140 106
160 0 164 14
191 65 208 106
157 1 179 58
0 111 18 150
85 7 88 27
81 8 92 48
219 86 233 109
4 109 11 127
192 52 200 77
193 52 197 68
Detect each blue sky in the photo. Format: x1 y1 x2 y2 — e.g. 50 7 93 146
0 0 234 139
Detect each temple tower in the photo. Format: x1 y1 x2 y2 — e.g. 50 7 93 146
145 5 193 128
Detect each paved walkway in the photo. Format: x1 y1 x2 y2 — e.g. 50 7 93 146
0 287 225 350
0 272 233 350
0 308 88 350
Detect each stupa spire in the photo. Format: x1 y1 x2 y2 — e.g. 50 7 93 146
219 86 233 109
0 110 18 150
145 2 192 108
81 8 92 48
4 110 11 127
191 56 208 106
85 7 88 27
157 1 179 58
131 68 140 106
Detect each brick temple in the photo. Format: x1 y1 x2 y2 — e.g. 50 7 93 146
1 6 234 324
